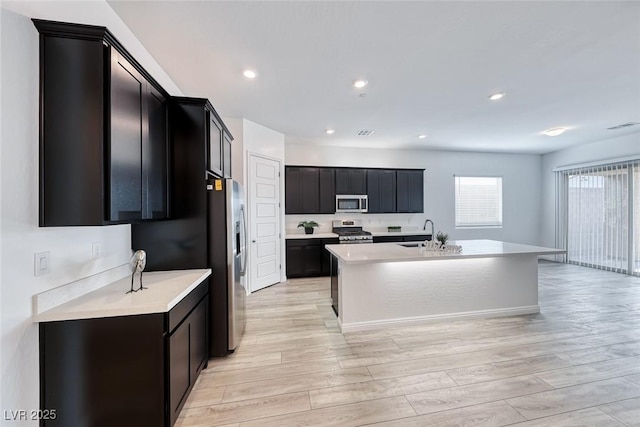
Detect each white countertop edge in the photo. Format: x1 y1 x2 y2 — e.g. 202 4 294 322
325 240 566 264
286 232 339 239
33 269 211 323
369 230 433 237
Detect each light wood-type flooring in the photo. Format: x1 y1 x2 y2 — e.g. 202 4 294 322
176 260 640 427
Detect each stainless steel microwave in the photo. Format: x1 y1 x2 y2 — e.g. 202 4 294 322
336 195 368 213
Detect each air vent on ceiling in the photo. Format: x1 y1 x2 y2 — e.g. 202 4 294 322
356 129 375 136
607 122 640 130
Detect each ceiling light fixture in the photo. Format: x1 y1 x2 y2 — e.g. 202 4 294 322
353 80 368 89
489 92 505 101
243 69 257 79
417 134 428 139
325 129 335 135
543 127 567 136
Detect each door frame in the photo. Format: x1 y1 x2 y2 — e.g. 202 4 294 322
245 151 285 292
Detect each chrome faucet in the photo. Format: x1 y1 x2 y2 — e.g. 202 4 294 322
423 219 434 240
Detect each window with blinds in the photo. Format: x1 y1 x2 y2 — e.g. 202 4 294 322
555 160 640 276
455 176 503 228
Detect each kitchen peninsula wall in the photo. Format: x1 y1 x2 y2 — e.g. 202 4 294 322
285 143 542 245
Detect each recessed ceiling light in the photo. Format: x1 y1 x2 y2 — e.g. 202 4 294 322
417 134 428 139
243 69 257 79
543 127 567 136
325 129 335 135
489 92 505 101
353 80 368 89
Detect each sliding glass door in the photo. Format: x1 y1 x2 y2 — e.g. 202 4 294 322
559 160 639 276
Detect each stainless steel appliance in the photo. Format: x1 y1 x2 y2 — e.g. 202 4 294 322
332 219 373 244
218 179 247 350
336 194 368 213
131 178 247 357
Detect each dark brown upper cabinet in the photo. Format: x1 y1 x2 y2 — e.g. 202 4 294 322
396 169 424 213
34 19 169 226
335 169 367 195
222 131 233 179
285 167 335 214
367 169 397 213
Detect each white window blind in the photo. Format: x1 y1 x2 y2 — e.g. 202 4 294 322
455 176 503 228
556 160 639 276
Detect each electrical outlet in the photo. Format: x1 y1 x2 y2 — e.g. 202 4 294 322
34 251 50 276
92 241 103 259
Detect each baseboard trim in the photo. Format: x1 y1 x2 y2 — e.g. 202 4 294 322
339 305 540 333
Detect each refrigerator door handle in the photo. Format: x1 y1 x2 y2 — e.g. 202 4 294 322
240 205 248 276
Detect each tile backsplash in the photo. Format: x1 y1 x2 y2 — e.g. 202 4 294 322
285 213 428 234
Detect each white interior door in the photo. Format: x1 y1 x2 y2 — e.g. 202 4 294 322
248 154 282 292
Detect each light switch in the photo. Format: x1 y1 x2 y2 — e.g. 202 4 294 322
34 251 50 276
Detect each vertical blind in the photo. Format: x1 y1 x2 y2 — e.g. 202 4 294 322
555 160 639 275
455 176 503 227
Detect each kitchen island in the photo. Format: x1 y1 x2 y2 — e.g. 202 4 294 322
326 240 564 333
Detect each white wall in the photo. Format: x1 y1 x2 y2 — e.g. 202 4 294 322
0 3 183 424
285 144 543 245
223 118 287 287
540 133 640 249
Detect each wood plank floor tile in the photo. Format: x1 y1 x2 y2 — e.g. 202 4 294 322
308 371 456 409
366 352 495 380
534 356 640 388
406 374 552 415
506 377 640 420
205 352 282 372
507 407 624 426
338 343 457 369
626 373 640 385
446 354 572 385
599 396 640 426
221 367 372 403
281 339 400 363
239 396 416 427
198 357 342 387
365 400 526 427
175 391 310 426
182 385 226 409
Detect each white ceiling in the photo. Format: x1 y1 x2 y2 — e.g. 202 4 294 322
107 1 640 154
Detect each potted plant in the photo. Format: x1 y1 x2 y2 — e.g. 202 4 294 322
436 231 448 246
298 221 319 235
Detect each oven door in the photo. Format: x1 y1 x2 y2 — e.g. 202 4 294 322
336 195 368 213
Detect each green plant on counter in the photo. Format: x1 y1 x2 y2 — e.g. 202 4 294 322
436 231 448 245
298 221 320 235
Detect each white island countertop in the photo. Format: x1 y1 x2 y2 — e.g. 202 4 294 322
326 239 564 264
34 269 211 323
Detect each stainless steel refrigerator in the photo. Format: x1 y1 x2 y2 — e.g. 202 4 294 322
131 178 247 357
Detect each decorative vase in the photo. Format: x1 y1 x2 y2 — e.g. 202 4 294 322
305 227 314 235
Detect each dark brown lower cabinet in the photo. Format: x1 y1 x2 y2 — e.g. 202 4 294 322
39 282 208 427
286 238 339 278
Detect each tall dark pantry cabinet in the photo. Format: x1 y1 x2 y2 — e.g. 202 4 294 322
132 97 241 358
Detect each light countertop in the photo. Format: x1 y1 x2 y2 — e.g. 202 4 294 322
326 239 565 264
34 269 211 323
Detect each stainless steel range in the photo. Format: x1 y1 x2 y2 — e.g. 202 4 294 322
332 220 373 244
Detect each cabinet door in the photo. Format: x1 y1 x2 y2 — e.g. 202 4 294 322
223 131 232 179
109 50 144 222
169 320 190 426
285 167 320 214
302 244 323 276
286 239 324 277
285 243 304 277
144 86 168 220
321 238 339 276
336 169 367 194
189 299 208 381
208 111 223 177
397 170 424 213
367 169 396 213
319 168 336 213
373 235 404 243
